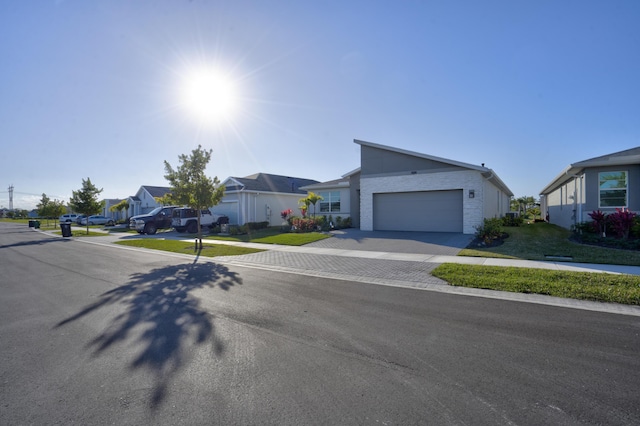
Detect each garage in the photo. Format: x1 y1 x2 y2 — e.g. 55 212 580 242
211 201 238 225
373 190 463 232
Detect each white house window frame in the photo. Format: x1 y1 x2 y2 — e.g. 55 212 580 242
318 191 341 213
598 171 628 208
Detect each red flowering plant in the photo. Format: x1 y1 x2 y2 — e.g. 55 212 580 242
588 210 607 236
280 208 293 220
608 208 637 239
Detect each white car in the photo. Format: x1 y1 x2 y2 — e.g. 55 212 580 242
59 214 79 223
80 215 115 226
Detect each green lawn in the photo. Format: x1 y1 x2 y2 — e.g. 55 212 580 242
115 239 264 257
435 222 640 305
459 222 640 266
432 263 640 305
204 227 331 246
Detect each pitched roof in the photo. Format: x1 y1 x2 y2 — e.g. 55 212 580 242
142 185 171 198
540 146 640 195
355 139 488 172
227 173 319 194
354 139 513 196
300 177 350 191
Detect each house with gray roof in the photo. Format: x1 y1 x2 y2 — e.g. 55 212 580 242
126 185 172 217
210 173 319 225
303 140 513 234
540 146 640 230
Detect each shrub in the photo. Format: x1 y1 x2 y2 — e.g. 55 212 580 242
588 210 607 236
475 218 502 244
290 217 322 233
608 208 637 239
632 217 640 239
246 221 269 231
502 214 524 227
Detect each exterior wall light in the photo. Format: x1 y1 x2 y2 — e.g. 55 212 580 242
469 190 475 198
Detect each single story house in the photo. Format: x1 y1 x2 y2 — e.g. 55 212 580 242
540 146 640 230
101 199 125 222
210 173 320 226
126 185 171 217
305 140 513 234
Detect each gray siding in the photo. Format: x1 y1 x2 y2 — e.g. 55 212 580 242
349 171 361 228
361 145 464 176
583 165 640 213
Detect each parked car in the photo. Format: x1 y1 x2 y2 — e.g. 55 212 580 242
59 214 79 223
129 206 177 235
80 215 115 226
75 215 87 225
172 207 229 233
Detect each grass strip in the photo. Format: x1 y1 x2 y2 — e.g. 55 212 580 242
52 230 110 237
459 222 640 266
115 239 264 257
205 229 330 246
432 263 640 305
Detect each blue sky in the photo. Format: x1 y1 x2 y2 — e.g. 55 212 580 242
1 0 639 210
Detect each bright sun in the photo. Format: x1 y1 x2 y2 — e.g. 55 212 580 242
181 67 238 124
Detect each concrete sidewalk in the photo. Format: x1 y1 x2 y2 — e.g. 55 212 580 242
193 238 640 276
50 228 640 316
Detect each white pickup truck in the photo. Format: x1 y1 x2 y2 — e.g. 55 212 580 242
171 208 229 233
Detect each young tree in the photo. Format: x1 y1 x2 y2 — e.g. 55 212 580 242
37 193 66 227
69 178 104 234
299 192 323 218
37 193 51 224
50 200 67 227
164 145 225 250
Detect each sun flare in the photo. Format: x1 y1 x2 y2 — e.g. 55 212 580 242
181 67 238 124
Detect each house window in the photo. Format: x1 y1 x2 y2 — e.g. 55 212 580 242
599 171 627 207
318 191 341 213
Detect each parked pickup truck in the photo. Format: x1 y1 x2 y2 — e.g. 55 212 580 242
172 207 229 233
129 206 177 235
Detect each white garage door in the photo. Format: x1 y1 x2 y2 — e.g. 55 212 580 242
211 201 238 225
373 190 463 232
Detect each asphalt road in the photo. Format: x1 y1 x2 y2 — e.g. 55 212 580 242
1 222 639 425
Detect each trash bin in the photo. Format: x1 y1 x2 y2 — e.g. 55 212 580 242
60 223 72 237
28 220 35 227
34 220 40 229
220 223 229 234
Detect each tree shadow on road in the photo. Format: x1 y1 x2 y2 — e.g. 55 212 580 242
55 260 242 408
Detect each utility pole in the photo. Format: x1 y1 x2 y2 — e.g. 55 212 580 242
8 184 14 211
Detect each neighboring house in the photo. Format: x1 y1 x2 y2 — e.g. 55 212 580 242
126 186 172 217
300 168 360 228
101 199 125 221
210 173 319 226
305 140 513 234
540 146 640 230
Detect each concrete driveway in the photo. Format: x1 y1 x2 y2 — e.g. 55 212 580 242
306 229 474 256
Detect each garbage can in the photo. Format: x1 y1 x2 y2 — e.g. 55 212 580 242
220 223 229 234
34 220 40 229
60 223 72 237
28 220 35 228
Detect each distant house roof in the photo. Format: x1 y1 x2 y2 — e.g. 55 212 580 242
142 186 171 198
225 173 319 194
540 146 640 195
300 177 350 191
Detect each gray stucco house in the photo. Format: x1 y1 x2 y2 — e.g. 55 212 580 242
304 140 513 234
210 173 319 226
540 146 640 230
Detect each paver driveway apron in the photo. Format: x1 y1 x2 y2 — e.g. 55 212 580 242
304 229 473 256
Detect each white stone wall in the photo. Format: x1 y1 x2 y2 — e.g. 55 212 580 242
359 170 485 234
